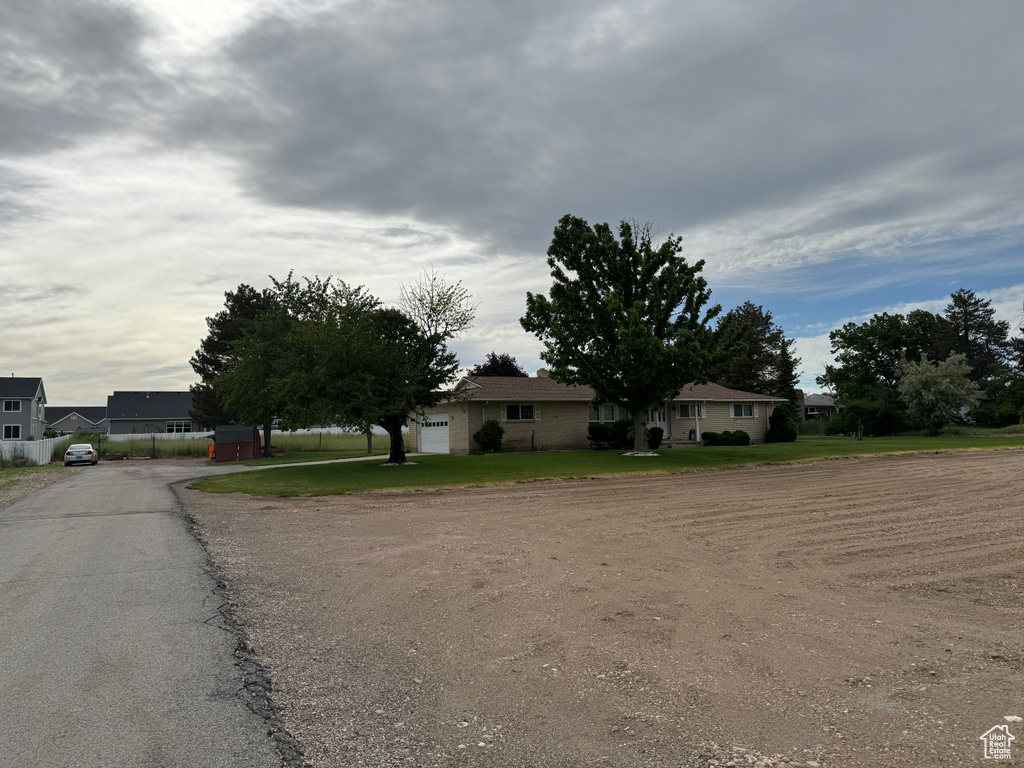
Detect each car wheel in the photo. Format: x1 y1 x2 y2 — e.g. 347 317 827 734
64 462 69 467
92 460 98 465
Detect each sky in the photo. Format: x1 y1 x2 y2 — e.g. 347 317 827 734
2 0 1023 406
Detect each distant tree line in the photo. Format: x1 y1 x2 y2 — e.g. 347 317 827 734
817 289 1023 435
191 214 811 458
190 271 474 464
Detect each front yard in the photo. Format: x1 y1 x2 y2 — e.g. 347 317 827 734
188 434 1024 496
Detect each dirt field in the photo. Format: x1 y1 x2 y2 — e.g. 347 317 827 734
181 451 1024 767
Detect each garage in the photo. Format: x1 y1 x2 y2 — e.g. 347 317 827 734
418 413 450 454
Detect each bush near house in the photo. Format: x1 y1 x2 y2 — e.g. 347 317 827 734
702 430 750 446
589 419 646 450
473 420 505 453
766 403 799 443
648 426 664 449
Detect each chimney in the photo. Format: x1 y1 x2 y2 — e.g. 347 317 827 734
536 368 549 378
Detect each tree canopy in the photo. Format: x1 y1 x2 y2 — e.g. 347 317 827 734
210 271 472 464
709 301 801 405
190 283 279 448
944 288 1010 385
469 352 529 377
898 352 977 435
818 289 1015 434
521 215 719 451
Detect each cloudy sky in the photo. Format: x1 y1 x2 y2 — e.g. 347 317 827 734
3 0 1023 406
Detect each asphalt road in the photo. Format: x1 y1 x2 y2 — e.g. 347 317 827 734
0 461 284 768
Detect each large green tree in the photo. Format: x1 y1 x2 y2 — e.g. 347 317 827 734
214 272 471 464
898 352 977 435
944 289 1010 385
709 301 801 402
190 284 279 448
521 215 719 451
817 309 953 436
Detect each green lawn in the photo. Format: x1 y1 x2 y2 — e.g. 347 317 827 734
189 434 1024 497
0 463 67 487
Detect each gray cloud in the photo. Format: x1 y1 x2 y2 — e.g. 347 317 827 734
168 0 1024 256
0 0 164 156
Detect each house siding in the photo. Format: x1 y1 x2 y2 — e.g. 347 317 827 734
496 401 591 452
697 402 774 443
108 418 194 435
410 379 783 453
2 385 45 440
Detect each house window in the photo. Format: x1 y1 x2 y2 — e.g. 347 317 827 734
3 400 21 412
603 404 615 422
733 403 754 417
166 421 193 433
506 404 534 420
679 403 705 418
590 404 617 422
3 425 21 440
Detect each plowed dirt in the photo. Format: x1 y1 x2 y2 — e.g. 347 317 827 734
182 450 1024 767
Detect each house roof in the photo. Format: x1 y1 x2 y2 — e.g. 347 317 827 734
803 393 837 407
0 377 44 399
47 406 108 424
106 391 194 419
453 376 785 403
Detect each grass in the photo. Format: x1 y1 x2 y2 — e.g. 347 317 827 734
0 463 68 485
189 432 1024 497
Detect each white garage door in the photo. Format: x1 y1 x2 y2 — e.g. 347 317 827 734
418 413 450 454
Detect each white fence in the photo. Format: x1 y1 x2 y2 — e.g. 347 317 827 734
103 431 212 442
0 436 64 466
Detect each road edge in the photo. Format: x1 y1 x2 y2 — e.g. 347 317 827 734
171 480 312 768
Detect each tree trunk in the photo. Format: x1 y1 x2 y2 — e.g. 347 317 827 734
263 423 273 457
382 417 406 464
632 409 647 451
366 428 373 455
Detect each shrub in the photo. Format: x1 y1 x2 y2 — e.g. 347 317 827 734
588 422 613 450
702 430 750 446
647 426 664 449
610 419 633 450
766 403 799 443
701 431 722 446
473 419 504 453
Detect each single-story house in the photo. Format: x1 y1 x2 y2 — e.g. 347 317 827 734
1 376 47 441
46 406 108 434
803 393 839 421
408 371 786 454
105 391 196 435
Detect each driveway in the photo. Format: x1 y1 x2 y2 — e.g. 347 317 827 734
0 460 287 768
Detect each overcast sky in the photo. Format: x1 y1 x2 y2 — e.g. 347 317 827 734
3 0 1023 405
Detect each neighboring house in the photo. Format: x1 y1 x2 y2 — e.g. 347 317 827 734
0 376 47 441
803 393 839 421
408 372 785 455
105 391 196 435
46 406 108 434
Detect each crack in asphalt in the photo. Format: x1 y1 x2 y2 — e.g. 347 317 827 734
172 483 312 768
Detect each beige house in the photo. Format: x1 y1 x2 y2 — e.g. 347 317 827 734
408 372 786 454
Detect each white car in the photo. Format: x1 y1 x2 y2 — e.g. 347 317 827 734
64 444 98 466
